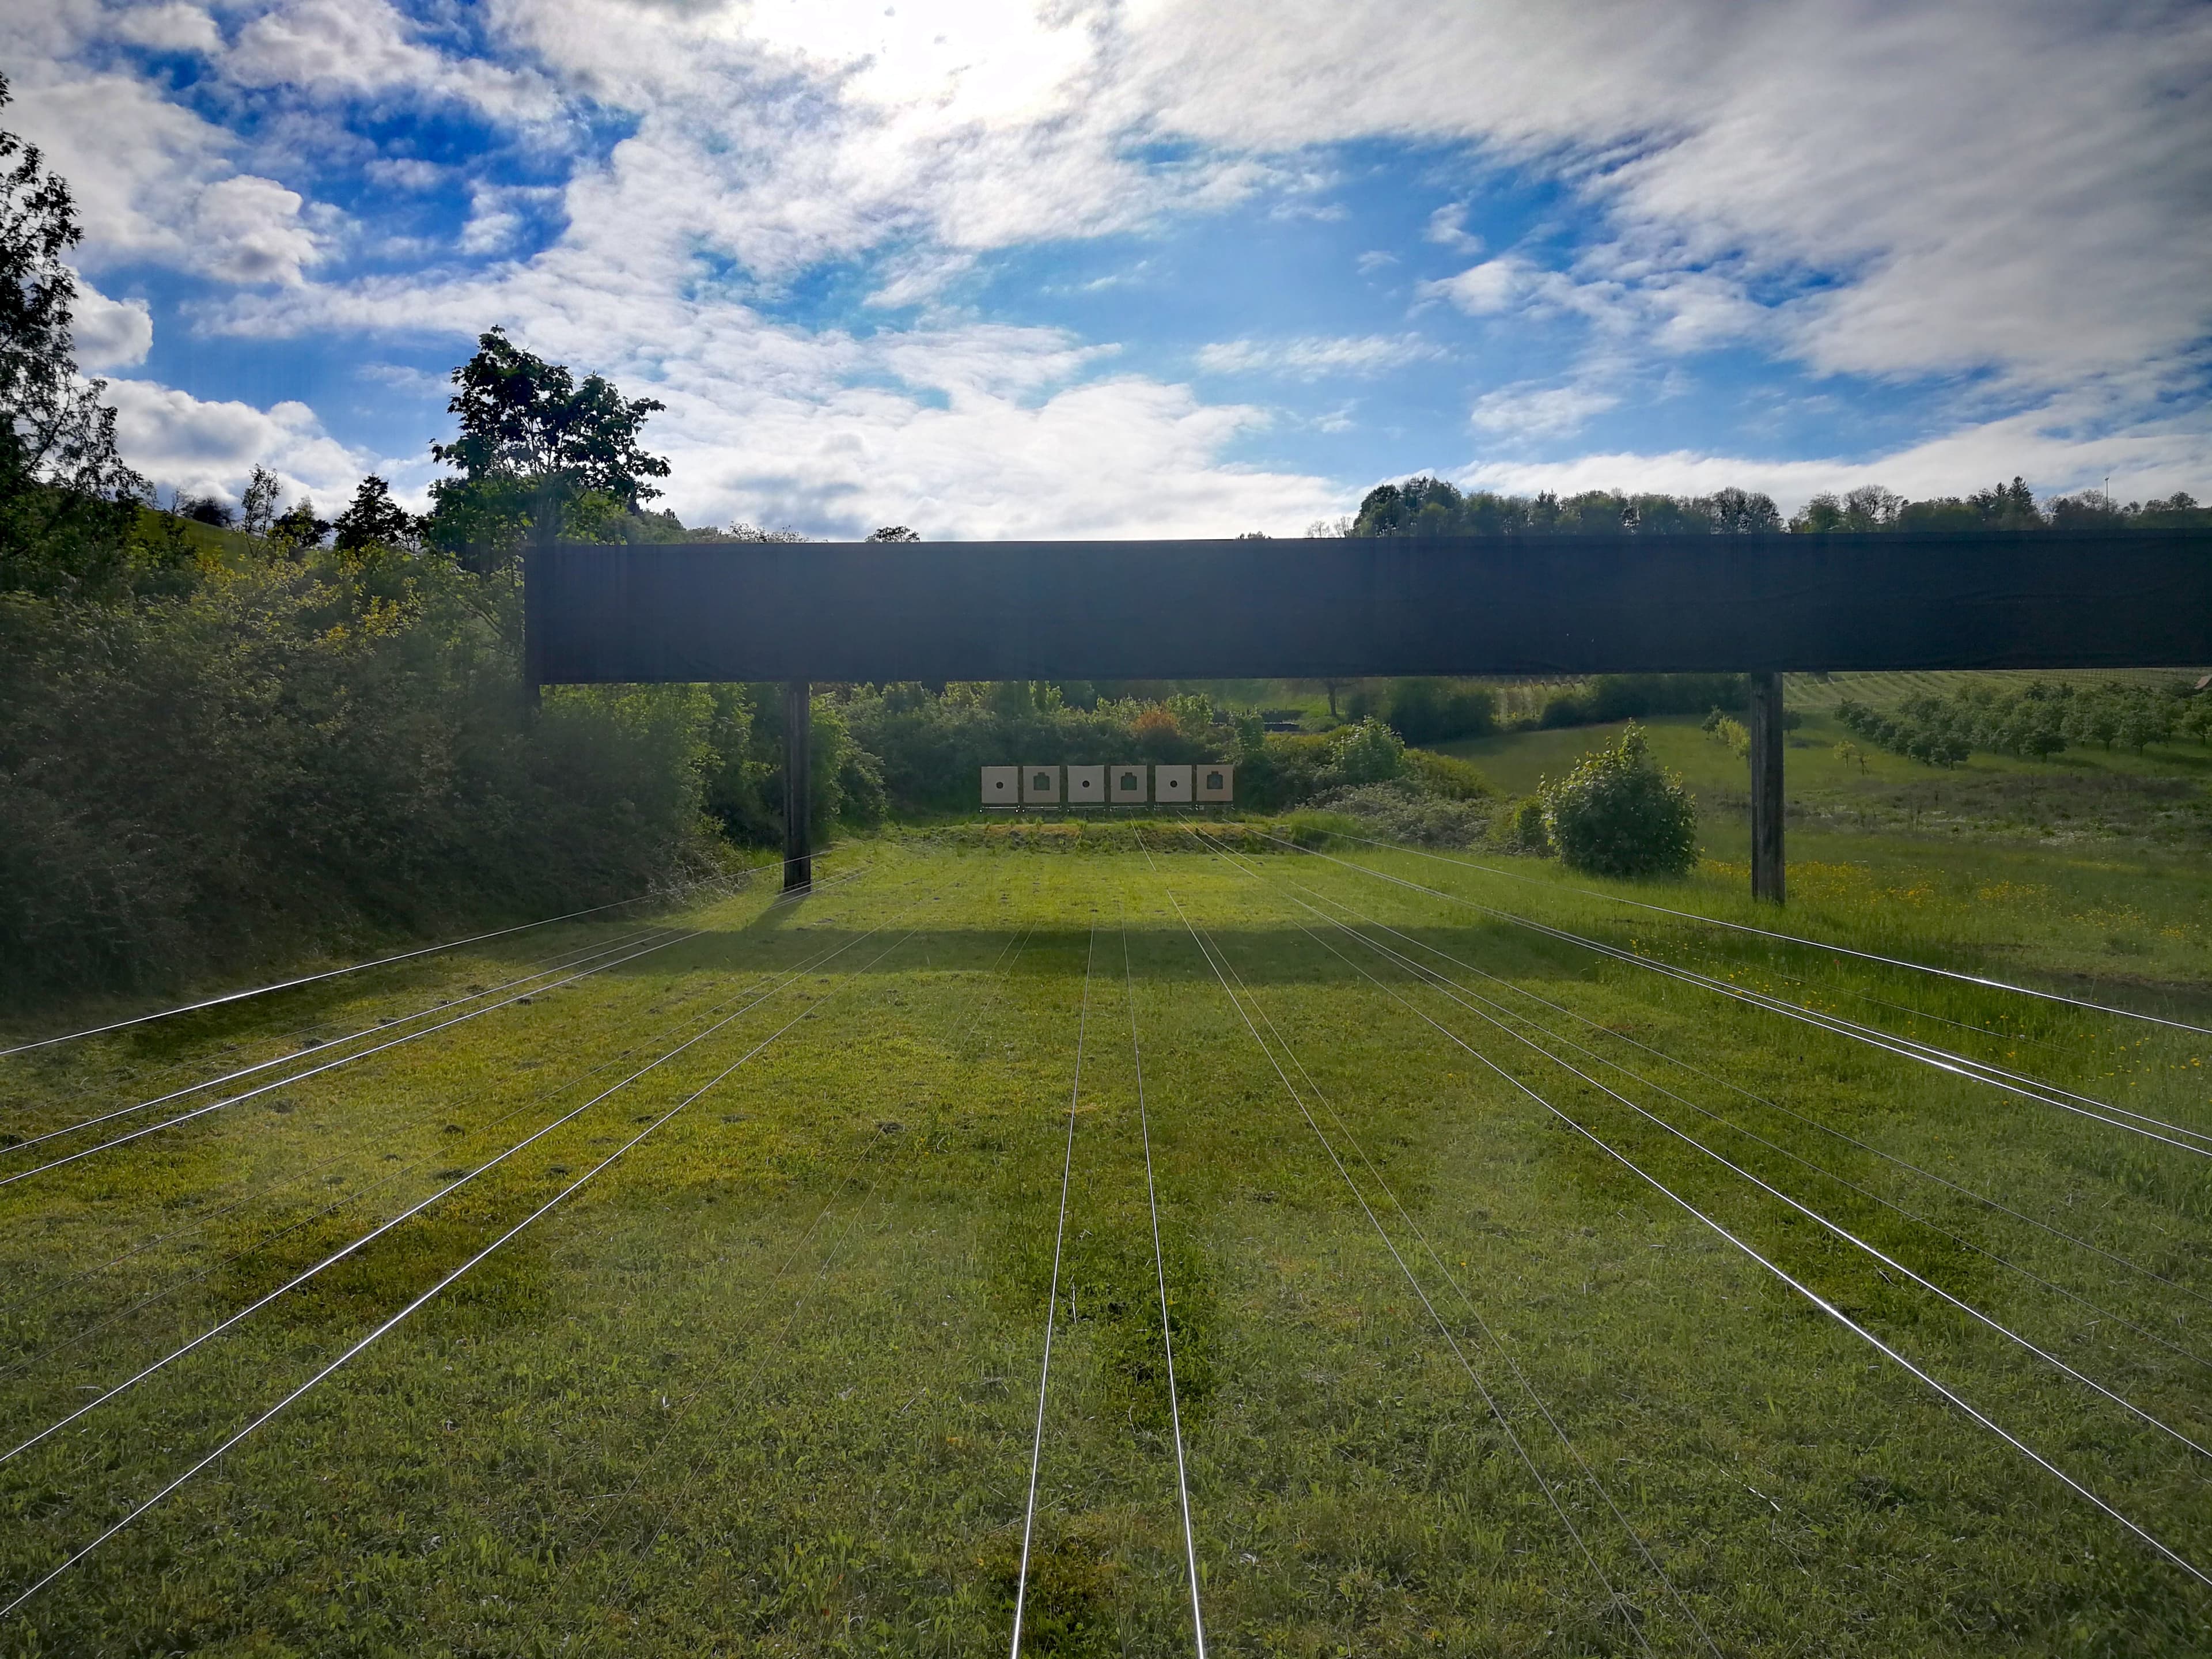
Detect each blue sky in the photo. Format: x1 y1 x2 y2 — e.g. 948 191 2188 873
12 0 2210 536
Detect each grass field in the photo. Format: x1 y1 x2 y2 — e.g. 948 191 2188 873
3 825 2210 1656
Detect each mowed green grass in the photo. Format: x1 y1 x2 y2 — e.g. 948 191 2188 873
2 840 2210 1656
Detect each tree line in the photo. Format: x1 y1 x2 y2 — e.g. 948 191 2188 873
1347 475 2211 539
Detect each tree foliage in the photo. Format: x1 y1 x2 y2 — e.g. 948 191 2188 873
1835 680 2210 767
1353 477 1782 537
1539 726 1699 878
425 327 669 568
0 73 148 598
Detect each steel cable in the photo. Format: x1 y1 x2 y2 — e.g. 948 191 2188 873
1312 829 2212 1039
573 896 1037 1620
0 868 902 1381
1262 886 2212 1465
1009 927 1097 1659
1241 858 2212 1320
0 922 676 1154
0 925 724 1192
1174 861 1715 1656
1167 892 1657 1658
0 863 789 1060
1252 832 2212 1157
1255 888 2212 1592
0 887 927 1472
1237 860 2212 1372
1118 906 1206 1658
0 916 918 1621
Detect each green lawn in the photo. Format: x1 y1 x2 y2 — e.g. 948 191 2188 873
2 839 2209 1654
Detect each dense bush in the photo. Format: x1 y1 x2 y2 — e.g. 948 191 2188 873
1347 677 1497 744
0 550 730 1003
1490 796 1551 855
1539 672 1747 728
1308 782 1490 847
1539 726 1698 878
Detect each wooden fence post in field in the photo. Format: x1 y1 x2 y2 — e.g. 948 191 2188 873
1749 671 1785 903
783 680 812 891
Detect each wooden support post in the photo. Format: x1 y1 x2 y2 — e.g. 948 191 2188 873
782 679 812 892
1749 671 1785 904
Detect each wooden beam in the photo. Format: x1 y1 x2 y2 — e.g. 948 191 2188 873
1749 671 1785 904
782 680 812 891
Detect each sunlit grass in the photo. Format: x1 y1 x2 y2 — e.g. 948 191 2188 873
1 839 2208 1654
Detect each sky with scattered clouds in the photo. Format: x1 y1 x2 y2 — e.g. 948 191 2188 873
12 0 2211 536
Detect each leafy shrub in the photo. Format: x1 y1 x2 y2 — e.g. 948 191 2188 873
1326 717 1404 787
1308 782 1490 847
1372 677 1497 744
1539 726 1698 878
1403 748 1493 800
1490 796 1551 855
1539 673 1747 729
0 551 728 1004
1701 707 1749 756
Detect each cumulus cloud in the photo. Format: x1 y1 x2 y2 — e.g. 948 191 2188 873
1469 383 1620 438
1461 381 2212 513
1197 335 1445 380
70 273 153 369
109 3 221 54
102 377 371 506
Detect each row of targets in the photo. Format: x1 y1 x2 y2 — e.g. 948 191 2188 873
980 764 1234 806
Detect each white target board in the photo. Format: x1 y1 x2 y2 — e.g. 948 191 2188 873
1110 764 1147 804
1196 763 1234 802
1066 764 1105 806
1021 764 1061 805
1153 764 1192 804
980 765 1020 808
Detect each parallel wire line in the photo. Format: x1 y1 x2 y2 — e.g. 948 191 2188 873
1118 908 1206 1658
0 863 781 1060
1275 899 2212 1592
1254 834 2212 1157
1259 882 2212 1465
0 876 925 1460
0 920 916 1622
1165 894 1654 1658
1252 869 2212 1373
0 924 730 1192
0 868 921 1411
1317 830 2212 1039
1183 844 1717 1658
1009 927 1098 1659
0 897 924 1471
1259 873 2212 1323
585 902 1036 1601
0 918 673 1130
9 858 889 1336
0 869 906 1369
0 923 677 1154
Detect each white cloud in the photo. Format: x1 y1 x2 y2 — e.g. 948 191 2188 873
1423 203 1482 255
364 157 445 191
1469 383 1619 437
102 377 370 506
109 4 221 54
1197 334 1444 380
1421 257 1532 317
70 272 153 369
225 0 555 121
192 174 321 284
1461 381 2212 513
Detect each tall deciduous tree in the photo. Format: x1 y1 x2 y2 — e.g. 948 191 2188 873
425 327 669 571
332 475 416 554
0 73 146 596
